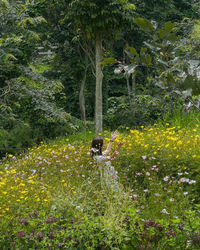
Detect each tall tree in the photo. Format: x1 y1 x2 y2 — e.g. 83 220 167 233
68 0 135 136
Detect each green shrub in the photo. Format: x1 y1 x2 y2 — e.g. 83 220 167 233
104 94 182 129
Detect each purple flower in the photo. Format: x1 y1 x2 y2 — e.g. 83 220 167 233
46 217 57 224
18 218 28 225
17 231 26 238
33 210 39 217
47 231 55 239
165 230 177 238
58 243 63 248
142 155 147 160
37 232 44 242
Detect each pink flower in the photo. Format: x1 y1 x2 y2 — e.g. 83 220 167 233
189 180 196 184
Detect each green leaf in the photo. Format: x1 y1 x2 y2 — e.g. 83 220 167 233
140 47 147 54
4 53 17 64
144 54 152 66
164 22 174 33
100 58 116 66
167 73 175 84
0 0 9 7
126 44 137 57
158 22 175 40
157 59 168 67
135 18 154 33
124 3 136 11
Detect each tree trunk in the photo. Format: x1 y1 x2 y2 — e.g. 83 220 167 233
79 63 88 122
131 73 136 100
126 74 131 100
95 33 103 137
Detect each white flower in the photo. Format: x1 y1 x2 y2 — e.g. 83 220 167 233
114 68 122 74
189 180 196 184
142 155 147 160
163 176 169 181
180 178 189 183
161 209 170 214
169 198 174 202
146 172 150 176
31 169 36 175
183 192 188 195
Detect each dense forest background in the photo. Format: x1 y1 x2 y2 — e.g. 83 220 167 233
1 0 200 156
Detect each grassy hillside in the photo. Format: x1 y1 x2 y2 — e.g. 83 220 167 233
0 127 199 249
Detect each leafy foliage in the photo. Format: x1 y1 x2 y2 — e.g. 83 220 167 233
104 94 182 129
0 2 75 156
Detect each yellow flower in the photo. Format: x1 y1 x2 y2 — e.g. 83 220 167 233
177 140 182 145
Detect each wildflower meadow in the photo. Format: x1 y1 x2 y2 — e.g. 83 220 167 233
0 125 199 249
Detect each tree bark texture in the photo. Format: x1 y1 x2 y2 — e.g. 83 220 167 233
126 74 131 100
95 33 103 137
131 73 136 100
79 63 88 122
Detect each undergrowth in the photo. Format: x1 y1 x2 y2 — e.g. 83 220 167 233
0 126 200 249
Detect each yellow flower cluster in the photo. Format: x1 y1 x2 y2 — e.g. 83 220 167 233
0 126 199 217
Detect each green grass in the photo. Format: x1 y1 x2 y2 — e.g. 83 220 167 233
0 127 199 249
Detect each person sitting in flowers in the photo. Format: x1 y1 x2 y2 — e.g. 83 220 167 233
91 131 125 190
